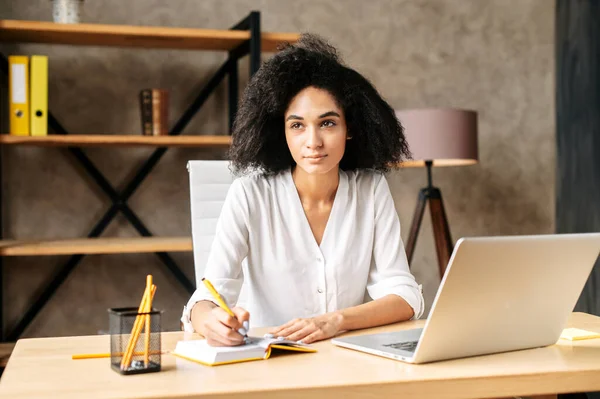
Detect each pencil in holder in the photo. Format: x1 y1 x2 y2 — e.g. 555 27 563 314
109 307 162 375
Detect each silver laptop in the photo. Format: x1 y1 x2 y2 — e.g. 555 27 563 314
331 233 600 364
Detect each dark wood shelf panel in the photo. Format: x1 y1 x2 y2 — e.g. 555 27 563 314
0 20 299 51
0 134 232 147
0 237 193 256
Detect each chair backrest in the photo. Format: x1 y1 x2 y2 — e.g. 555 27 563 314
186 160 236 288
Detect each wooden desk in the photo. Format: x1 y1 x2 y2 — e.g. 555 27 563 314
1 312 599 399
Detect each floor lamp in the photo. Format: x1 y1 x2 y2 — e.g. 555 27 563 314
395 109 478 279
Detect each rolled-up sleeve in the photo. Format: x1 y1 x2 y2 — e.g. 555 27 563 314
366 174 425 320
180 179 250 332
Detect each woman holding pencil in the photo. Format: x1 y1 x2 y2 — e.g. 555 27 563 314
181 34 424 347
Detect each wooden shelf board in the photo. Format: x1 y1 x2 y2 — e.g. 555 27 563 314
0 20 299 51
0 134 232 147
0 237 193 256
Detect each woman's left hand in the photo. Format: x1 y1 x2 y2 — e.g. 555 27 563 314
268 312 344 344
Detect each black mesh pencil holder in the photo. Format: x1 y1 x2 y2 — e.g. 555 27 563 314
109 307 162 375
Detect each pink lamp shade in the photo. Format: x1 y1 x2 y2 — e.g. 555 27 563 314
395 108 478 167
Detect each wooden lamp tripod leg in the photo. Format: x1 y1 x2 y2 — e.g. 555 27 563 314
406 189 428 265
428 188 453 278
404 161 454 279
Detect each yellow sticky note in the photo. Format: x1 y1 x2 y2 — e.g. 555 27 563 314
560 328 600 341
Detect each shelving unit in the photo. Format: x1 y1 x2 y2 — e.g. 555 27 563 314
0 19 298 52
0 12 299 344
0 237 192 256
0 134 232 147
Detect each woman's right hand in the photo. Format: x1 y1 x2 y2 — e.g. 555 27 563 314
193 303 250 346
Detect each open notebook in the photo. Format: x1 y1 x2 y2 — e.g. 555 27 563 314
172 336 317 366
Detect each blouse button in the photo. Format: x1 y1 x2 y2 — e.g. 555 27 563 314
317 288 323 294
316 257 322 262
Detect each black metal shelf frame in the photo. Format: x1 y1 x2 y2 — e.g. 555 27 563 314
0 11 263 341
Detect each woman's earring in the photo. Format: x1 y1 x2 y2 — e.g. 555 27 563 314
346 136 353 140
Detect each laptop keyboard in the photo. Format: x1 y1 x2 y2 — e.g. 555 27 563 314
382 340 418 352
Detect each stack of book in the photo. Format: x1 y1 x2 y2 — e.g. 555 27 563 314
8 55 48 136
139 89 169 136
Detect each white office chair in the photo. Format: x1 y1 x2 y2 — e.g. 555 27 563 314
186 160 248 307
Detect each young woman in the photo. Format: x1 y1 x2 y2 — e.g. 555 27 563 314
181 34 424 346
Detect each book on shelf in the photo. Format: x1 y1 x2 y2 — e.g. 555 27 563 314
30 55 48 136
139 89 152 136
139 88 169 136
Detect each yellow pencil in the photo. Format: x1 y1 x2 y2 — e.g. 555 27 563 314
202 278 247 338
144 275 152 367
202 277 235 317
72 350 165 360
120 282 151 369
121 281 156 370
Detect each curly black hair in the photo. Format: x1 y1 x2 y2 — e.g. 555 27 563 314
228 33 411 176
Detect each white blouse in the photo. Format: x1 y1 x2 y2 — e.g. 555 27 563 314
181 167 424 331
